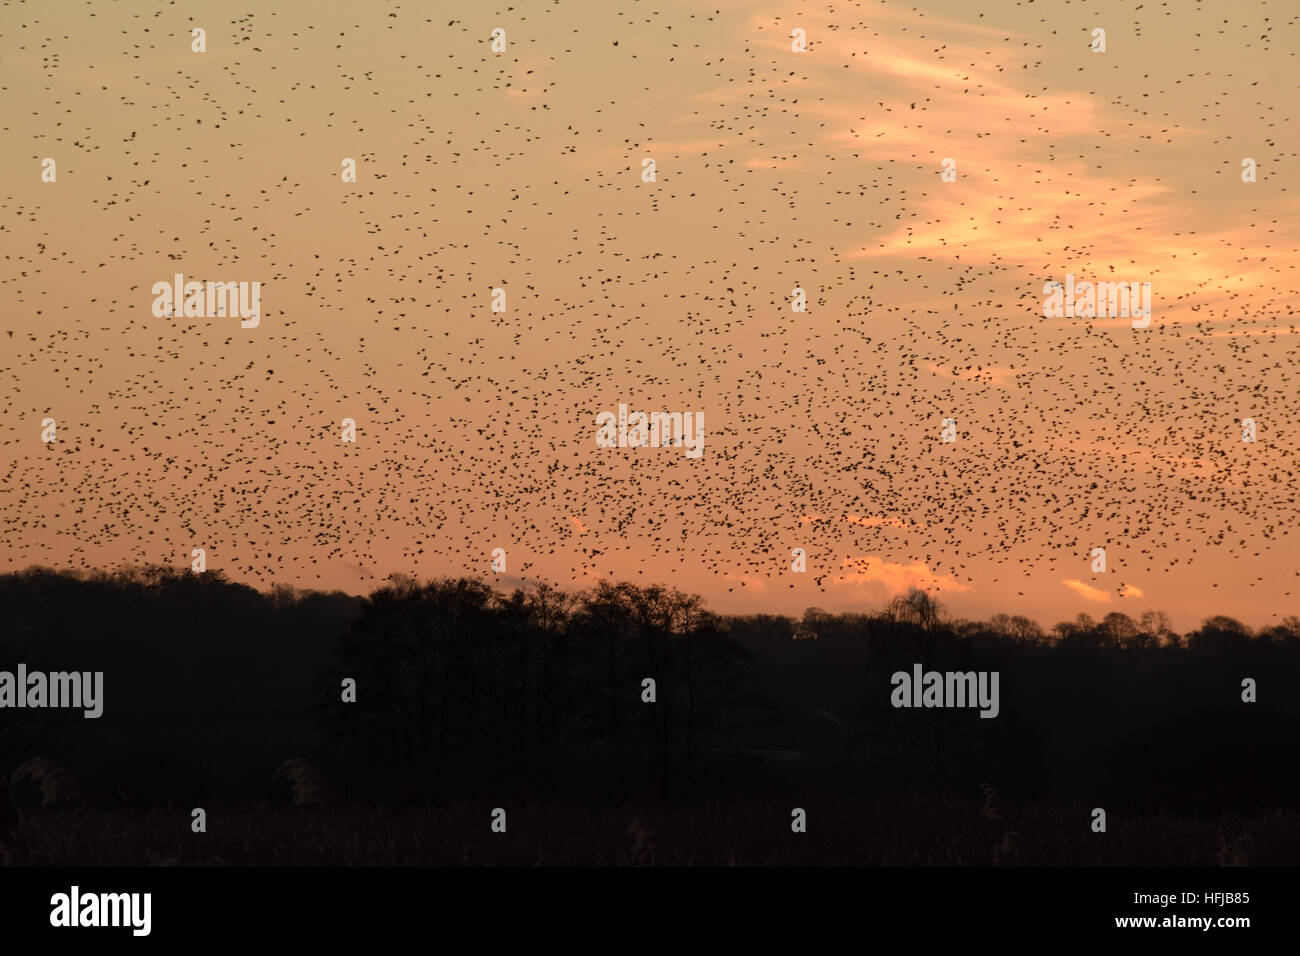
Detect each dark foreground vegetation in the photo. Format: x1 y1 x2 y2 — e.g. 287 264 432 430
13 798 1297 866
2 566 1297 865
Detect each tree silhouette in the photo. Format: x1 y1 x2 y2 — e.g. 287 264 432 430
0 566 1297 823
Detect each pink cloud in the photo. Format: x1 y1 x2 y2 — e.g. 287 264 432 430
1063 579 1111 603
833 555 972 596
735 5 1300 322
800 513 911 529
724 573 767 592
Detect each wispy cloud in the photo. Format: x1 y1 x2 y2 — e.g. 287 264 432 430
1063 579 1111 603
834 555 972 595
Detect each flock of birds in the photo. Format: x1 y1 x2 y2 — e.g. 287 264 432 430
1 3 1298 621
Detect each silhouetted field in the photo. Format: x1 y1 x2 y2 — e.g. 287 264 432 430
14 798 1297 866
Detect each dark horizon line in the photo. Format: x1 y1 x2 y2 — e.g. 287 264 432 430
3 562 1296 641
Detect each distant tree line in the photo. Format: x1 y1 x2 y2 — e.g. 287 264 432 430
1 567 1297 811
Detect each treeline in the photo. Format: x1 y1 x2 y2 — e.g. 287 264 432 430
1 567 1297 811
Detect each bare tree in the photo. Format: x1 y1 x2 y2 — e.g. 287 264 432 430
886 587 944 631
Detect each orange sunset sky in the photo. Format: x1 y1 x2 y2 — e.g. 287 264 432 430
2 0 1298 632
